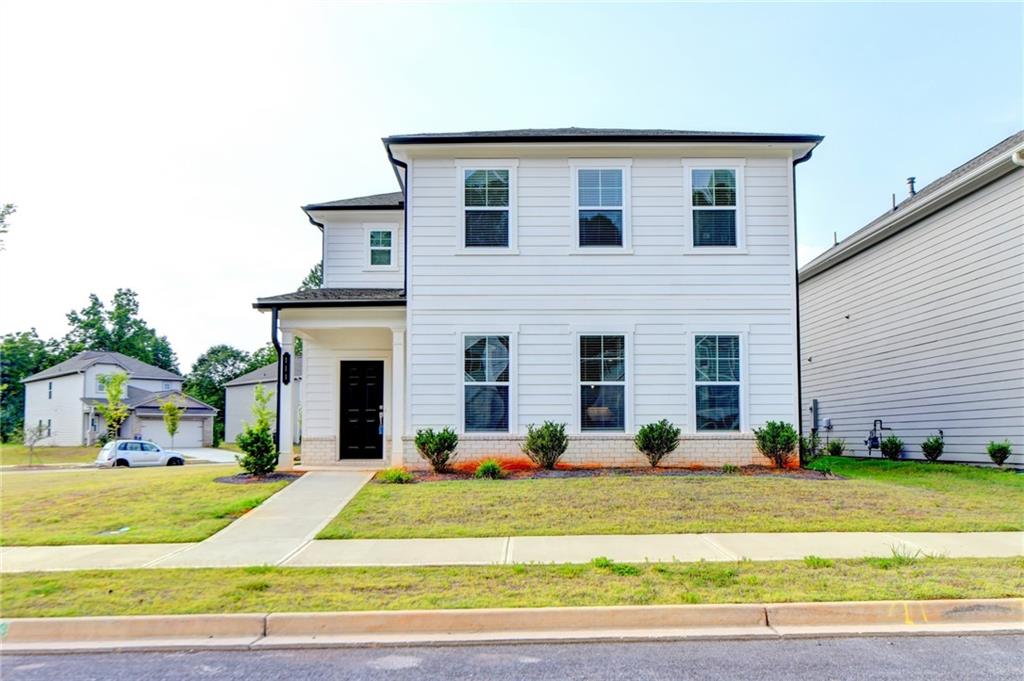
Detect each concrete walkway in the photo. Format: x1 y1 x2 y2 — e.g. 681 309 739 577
2 531 1020 573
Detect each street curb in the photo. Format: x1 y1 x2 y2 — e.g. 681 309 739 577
1 599 1021 654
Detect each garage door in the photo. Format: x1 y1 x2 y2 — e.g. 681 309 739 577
139 419 203 449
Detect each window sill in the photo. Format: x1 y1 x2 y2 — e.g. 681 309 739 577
569 248 634 255
362 266 399 272
684 247 749 255
455 248 520 256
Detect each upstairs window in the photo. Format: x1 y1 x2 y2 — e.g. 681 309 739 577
694 335 741 431
691 168 738 247
368 229 394 267
463 169 510 248
463 335 510 432
580 335 626 431
48 381 53 399
576 167 627 248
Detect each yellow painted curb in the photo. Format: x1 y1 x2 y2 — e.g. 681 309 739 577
766 598 1024 627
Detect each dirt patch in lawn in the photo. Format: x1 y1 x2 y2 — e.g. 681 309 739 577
215 472 304 485
402 465 833 483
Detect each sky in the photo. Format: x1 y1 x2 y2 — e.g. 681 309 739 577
1 1 1021 371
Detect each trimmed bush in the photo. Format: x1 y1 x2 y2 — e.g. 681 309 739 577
522 421 569 469
634 419 681 467
987 440 1013 467
921 435 944 462
474 458 506 480
378 467 413 484
799 432 821 465
414 427 458 473
236 384 278 477
880 435 904 460
753 421 798 468
825 439 845 457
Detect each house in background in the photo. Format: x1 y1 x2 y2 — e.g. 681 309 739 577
253 127 822 469
224 357 302 444
800 131 1023 465
22 350 217 447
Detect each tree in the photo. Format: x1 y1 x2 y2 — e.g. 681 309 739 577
95 372 130 439
159 396 186 449
63 289 179 373
236 384 277 476
248 343 277 371
0 329 60 442
23 421 48 466
183 344 252 420
299 262 323 290
0 203 15 250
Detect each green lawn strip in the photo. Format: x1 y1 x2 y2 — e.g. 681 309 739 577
2 557 1020 618
0 444 98 467
318 465 1024 539
0 466 290 546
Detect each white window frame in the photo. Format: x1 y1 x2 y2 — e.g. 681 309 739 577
574 330 633 434
683 159 746 253
46 418 52 437
688 330 749 433
162 382 171 391
456 160 519 254
364 225 398 270
47 381 52 399
457 331 517 434
570 159 632 253
95 375 107 394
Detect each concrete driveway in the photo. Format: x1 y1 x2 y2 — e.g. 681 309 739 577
178 448 238 464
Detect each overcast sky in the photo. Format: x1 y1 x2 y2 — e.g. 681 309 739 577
1 1 1020 370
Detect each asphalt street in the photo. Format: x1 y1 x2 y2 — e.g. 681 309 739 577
2 635 1022 680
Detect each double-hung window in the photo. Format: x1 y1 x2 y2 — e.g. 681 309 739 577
463 335 510 432
694 335 741 431
579 335 626 431
47 381 53 399
575 165 630 248
367 228 394 267
462 167 514 249
690 166 741 247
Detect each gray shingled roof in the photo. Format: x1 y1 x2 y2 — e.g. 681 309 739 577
801 129 1024 281
23 351 183 384
83 387 216 413
253 288 405 309
303 191 404 212
224 356 303 388
384 127 823 145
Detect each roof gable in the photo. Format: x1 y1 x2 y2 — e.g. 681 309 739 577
23 350 184 384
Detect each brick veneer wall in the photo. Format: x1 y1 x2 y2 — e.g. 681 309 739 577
401 434 771 469
300 436 394 466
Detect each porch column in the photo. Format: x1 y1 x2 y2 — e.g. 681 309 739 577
391 327 406 467
277 330 295 470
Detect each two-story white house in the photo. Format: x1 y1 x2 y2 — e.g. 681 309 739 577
22 350 217 447
254 128 822 469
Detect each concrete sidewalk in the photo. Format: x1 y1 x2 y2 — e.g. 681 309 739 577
2 531 1020 573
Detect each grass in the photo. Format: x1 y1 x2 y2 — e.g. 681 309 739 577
0 443 98 467
1 557 1020 618
0 465 291 545
319 456 1024 539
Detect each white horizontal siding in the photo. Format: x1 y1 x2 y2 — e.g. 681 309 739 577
800 168 1024 465
23 373 84 446
406 152 798 435
323 215 403 289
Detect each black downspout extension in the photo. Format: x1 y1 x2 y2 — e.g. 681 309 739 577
792 149 815 437
270 307 282 458
384 143 410 295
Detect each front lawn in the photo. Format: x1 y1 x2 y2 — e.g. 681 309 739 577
319 457 1023 539
0 443 98 467
0 465 292 545
2 557 1020 618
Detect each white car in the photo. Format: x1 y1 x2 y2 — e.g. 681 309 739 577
95 440 186 468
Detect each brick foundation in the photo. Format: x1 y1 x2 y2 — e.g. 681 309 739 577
401 434 770 469
300 436 394 466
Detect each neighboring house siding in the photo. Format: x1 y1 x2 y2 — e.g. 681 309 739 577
405 152 798 446
323 212 404 288
130 379 183 393
84 363 128 398
800 168 1024 465
225 380 301 444
23 373 84 446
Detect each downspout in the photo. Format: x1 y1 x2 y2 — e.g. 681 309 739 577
384 142 409 296
270 307 282 455
792 147 816 437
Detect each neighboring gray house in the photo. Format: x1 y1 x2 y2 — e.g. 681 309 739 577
224 357 302 444
800 131 1023 465
22 351 217 447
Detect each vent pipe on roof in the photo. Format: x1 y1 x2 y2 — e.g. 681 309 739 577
906 176 917 197
1011 148 1024 167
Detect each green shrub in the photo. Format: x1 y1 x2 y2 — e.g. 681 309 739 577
753 421 798 468
799 432 821 465
633 419 681 467
414 427 458 473
522 421 568 469
378 467 413 484
236 385 278 477
474 458 506 479
921 435 944 462
880 435 903 460
987 440 1013 467
722 464 740 475
825 439 845 457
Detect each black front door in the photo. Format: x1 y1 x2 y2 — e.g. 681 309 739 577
339 361 384 459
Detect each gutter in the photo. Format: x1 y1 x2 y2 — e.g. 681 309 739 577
791 145 818 437
384 141 410 297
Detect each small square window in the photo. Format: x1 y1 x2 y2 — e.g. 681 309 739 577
368 229 394 267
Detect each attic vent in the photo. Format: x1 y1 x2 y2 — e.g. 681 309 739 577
907 176 917 197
